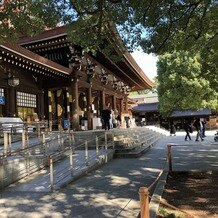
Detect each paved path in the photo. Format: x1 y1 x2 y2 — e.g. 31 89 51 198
0 129 217 218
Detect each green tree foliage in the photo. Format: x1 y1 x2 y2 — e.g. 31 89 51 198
0 1 217 110
157 51 218 115
1 1 217 54
0 0 70 43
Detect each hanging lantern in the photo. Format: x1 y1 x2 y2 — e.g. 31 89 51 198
8 74 20 87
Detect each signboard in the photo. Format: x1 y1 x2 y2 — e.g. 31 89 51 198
0 96 5 105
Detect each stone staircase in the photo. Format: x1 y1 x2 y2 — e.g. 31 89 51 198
113 127 165 158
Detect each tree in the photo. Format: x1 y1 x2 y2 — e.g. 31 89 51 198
1 1 217 53
0 0 69 43
0 1 217 93
157 51 218 115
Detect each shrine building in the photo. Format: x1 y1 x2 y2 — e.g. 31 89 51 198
0 25 154 131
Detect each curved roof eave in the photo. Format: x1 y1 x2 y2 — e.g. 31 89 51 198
18 26 67 45
106 22 155 89
1 43 71 75
123 52 154 89
17 24 154 89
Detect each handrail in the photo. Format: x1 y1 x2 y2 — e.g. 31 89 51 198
139 142 200 218
1 130 114 191
0 132 68 159
48 131 114 191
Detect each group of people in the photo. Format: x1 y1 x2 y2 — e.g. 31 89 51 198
170 118 206 141
102 106 208 140
101 106 122 130
184 118 206 141
193 118 206 141
101 106 132 130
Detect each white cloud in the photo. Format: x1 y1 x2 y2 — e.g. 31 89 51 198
131 50 158 81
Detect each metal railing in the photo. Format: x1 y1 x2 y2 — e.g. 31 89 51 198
48 131 114 191
0 129 115 191
0 131 72 188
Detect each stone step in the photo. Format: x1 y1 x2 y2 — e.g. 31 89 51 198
114 144 151 158
115 142 142 153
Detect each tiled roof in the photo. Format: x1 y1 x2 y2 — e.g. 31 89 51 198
170 109 211 118
133 102 158 112
18 25 154 90
18 26 67 45
130 93 158 103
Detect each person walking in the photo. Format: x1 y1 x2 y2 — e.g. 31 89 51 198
201 118 206 138
101 106 111 130
193 118 204 141
184 119 192 141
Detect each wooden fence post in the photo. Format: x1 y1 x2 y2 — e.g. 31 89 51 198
139 187 150 218
167 144 172 172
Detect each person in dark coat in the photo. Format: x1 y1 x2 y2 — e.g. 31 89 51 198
124 116 130 128
184 119 192 141
193 118 204 141
169 121 176 136
101 106 111 130
201 118 206 137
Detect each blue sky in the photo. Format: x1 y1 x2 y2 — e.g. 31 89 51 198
131 50 158 81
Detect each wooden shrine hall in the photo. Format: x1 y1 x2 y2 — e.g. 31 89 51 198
0 25 154 131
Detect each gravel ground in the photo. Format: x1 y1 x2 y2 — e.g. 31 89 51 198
158 172 218 218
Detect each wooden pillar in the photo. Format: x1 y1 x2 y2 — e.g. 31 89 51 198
87 85 92 130
8 87 16 116
48 91 52 131
120 98 124 128
71 72 80 130
124 96 128 111
120 98 124 113
101 90 105 110
37 77 45 121
57 89 64 131
38 91 45 120
112 94 116 111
